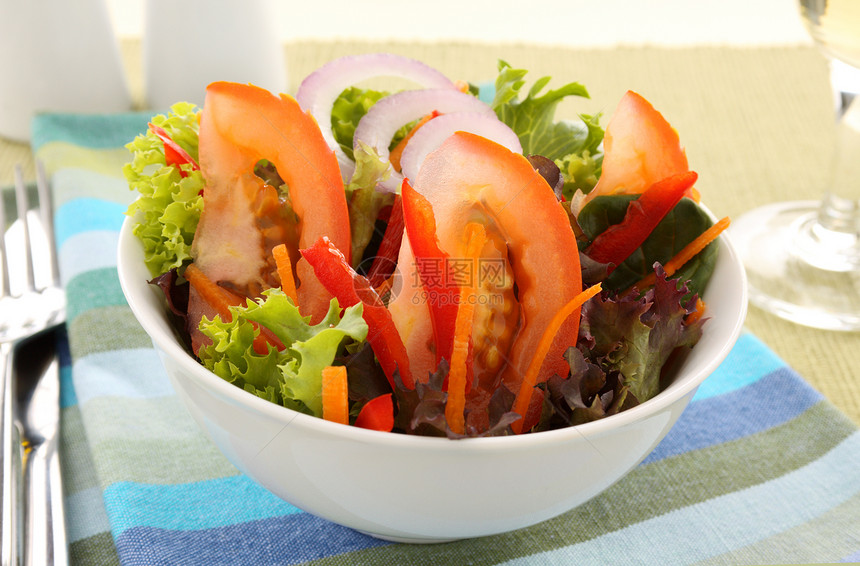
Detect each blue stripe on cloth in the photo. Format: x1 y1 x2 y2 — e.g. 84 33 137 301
477 81 495 104
692 332 785 401
73 349 174 406
59 230 119 286
103 475 303 537
60 363 77 409
113 512 389 566
58 326 77 408
55 198 125 248
501 431 860 566
842 549 860 563
642 367 823 464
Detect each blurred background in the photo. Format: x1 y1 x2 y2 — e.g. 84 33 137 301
107 0 811 46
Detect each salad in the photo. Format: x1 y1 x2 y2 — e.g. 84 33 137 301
123 53 729 438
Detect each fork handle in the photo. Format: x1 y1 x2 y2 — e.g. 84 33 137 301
22 435 67 566
1 344 23 566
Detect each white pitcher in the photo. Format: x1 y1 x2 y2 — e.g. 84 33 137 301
142 0 287 110
0 0 132 142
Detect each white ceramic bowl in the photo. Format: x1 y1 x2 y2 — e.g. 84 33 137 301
116 216 747 543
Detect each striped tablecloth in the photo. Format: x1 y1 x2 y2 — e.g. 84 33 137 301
20 44 860 565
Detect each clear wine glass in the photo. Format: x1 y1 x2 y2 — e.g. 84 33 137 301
730 0 860 331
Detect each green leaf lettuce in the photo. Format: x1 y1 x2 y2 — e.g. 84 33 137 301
198 290 369 417
578 269 704 402
577 195 718 296
123 102 204 277
344 141 395 267
330 86 389 162
489 61 604 198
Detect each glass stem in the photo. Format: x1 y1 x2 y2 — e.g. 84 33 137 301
801 64 860 270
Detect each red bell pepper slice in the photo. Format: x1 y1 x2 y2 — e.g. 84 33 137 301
148 122 200 176
585 170 698 270
301 236 414 390
354 393 394 432
400 180 459 368
366 194 405 289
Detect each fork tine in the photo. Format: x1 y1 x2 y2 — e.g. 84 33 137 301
35 162 60 288
0 182 8 298
13 165 35 293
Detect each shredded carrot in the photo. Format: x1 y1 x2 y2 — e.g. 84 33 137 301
666 216 730 274
688 186 702 203
375 274 394 299
511 283 603 434
632 216 730 292
389 111 439 172
272 243 299 305
445 222 488 435
184 263 241 320
321 366 349 425
685 297 707 324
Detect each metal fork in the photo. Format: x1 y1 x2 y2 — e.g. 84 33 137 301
1 163 67 566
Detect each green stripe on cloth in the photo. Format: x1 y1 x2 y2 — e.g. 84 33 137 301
68 306 153 358
299 401 857 566
31 112 151 151
60 405 103 494
68 532 121 566
557 401 855 525
90 434 240 488
81 396 239 486
36 142 133 180
66 268 127 324
503 432 860 565
695 490 860 565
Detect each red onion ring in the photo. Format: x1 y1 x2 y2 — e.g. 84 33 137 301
353 88 497 192
399 112 523 187
295 53 457 182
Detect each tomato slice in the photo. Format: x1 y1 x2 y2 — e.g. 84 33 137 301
405 131 583 424
585 90 688 203
190 82 351 343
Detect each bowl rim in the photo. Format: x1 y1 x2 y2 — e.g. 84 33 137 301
116 214 748 451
